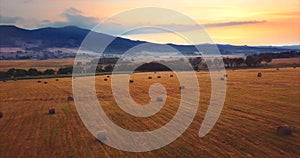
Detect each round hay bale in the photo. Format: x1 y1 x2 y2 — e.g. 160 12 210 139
48 107 55 114
277 125 292 136
37 80 41 83
2 80 7 82
97 131 106 142
156 97 163 102
224 74 228 78
106 75 110 78
55 79 59 81
157 76 161 78
179 86 185 90
67 96 74 101
148 76 152 79
104 78 108 81
129 80 134 83
170 74 173 77
276 68 280 71
44 81 48 84
0 112 3 118
257 72 262 78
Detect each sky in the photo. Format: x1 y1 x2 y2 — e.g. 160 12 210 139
0 0 299 46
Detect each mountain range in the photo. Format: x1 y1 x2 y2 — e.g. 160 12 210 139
0 25 299 56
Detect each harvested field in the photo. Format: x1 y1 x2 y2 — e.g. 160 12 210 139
0 68 299 157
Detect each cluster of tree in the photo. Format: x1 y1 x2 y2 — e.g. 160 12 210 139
244 54 272 67
254 51 300 59
0 68 56 79
189 53 274 69
0 64 116 80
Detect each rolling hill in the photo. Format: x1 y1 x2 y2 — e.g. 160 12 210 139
0 25 298 55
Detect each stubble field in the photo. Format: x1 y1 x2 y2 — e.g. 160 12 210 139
0 68 299 157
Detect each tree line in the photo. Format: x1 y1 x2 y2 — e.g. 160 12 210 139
0 64 115 80
1 51 299 80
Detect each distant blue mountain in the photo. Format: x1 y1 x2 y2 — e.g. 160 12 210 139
0 25 298 55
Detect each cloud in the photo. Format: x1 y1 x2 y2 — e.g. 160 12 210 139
0 16 23 24
93 20 267 36
40 8 99 29
203 20 267 28
64 7 82 15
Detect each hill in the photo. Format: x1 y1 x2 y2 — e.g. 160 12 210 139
0 25 298 55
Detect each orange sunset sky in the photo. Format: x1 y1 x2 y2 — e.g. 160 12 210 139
0 0 299 46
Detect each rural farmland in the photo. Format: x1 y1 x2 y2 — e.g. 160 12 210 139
0 68 299 157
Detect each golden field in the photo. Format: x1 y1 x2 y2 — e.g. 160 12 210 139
0 68 299 157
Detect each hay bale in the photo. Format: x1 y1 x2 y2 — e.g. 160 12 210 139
277 125 292 136
37 80 41 83
129 80 134 83
156 97 163 102
0 112 3 118
97 131 106 141
276 68 280 71
170 74 173 77
106 75 110 78
257 72 262 78
157 76 161 78
220 77 225 80
67 96 74 101
48 107 55 114
104 78 108 81
55 79 59 81
148 76 152 79
44 81 48 84
224 74 228 78
179 86 185 90
2 80 7 82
